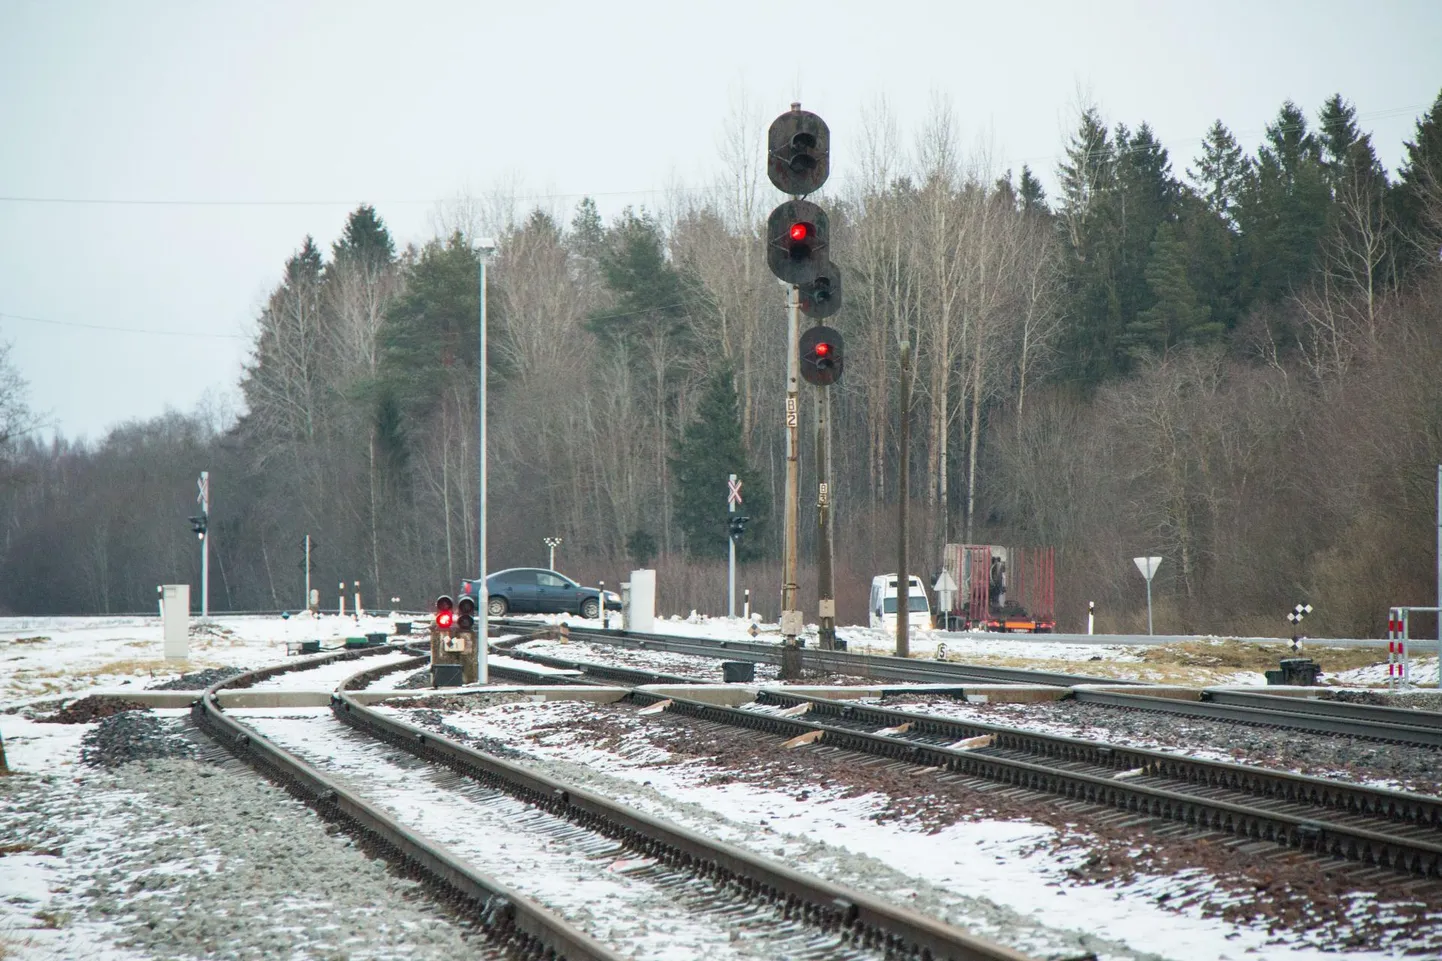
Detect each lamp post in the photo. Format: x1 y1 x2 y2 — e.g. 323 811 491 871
543 536 562 571
478 238 496 685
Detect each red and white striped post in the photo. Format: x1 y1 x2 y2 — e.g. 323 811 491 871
1387 608 1409 690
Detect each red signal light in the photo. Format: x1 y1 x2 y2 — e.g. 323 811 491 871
436 611 454 629
814 342 831 357
789 222 809 242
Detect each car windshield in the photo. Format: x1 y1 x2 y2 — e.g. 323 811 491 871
882 596 929 613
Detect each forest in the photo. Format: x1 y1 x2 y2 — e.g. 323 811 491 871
1 91 1440 638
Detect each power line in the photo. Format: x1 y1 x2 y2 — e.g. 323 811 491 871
0 310 248 340
0 185 712 208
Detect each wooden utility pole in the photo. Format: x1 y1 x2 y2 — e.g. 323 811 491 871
896 340 912 657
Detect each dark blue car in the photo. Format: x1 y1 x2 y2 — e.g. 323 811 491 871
460 568 621 619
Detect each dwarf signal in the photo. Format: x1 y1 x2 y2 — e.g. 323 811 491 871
434 595 455 630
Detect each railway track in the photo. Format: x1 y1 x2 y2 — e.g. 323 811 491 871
193 645 620 961
193 642 1036 961
500 624 1442 748
495 620 1138 688
1073 687 1442 747
486 647 1442 880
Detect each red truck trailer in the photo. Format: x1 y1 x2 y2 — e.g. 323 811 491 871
940 544 1056 632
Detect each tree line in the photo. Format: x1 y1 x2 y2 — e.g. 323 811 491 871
1 90 1440 637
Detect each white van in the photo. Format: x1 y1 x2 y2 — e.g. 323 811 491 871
868 574 932 631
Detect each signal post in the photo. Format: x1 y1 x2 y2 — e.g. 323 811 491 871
765 103 845 667
430 594 482 685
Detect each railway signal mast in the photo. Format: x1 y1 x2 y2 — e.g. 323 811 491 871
766 103 844 661
193 471 210 619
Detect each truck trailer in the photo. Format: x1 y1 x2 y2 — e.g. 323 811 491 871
940 544 1056 633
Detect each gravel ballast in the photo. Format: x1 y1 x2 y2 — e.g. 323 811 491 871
0 717 488 960
146 667 248 691
881 694 1442 796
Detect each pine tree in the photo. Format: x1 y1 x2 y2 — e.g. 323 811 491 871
1127 221 1218 357
1188 121 1247 221
569 197 605 260
1055 108 1121 386
332 204 396 268
1018 165 1048 216
1235 100 1331 304
588 208 688 345
1175 191 1243 336
669 370 768 559
1318 93 1364 188
1393 89 1442 282
380 232 482 413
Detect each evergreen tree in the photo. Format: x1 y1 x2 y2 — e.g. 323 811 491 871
569 197 606 262
1057 108 1113 233
380 232 482 415
1175 190 1243 336
1018 164 1048 216
1055 108 1121 386
332 204 396 268
1318 93 1364 188
669 370 768 559
588 208 688 345
1235 100 1331 304
1127 221 1218 357
1393 90 1442 282
287 236 325 287
1188 120 1247 221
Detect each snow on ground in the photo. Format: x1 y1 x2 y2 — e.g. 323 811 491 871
0 614 1419 960
0 612 404 704
246 648 418 691
0 711 476 961
399 697 1408 961
1330 654 1441 688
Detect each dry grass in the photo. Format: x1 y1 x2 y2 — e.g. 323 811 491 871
847 636 1395 687
26 657 206 679
1140 638 1388 672
10 637 49 645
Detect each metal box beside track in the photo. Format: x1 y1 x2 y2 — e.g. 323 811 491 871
432 664 464 687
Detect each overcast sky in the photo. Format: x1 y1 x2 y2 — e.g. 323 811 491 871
2 0 1439 441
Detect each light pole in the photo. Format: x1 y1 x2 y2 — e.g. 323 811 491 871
478 238 495 685
543 536 562 571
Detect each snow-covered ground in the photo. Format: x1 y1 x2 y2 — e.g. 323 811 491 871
390 697 1419 961
0 612 404 704
0 614 1428 960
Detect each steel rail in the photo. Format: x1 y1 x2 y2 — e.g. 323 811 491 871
1204 689 1442 731
493 620 1136 687
493 644 708 686
336 664 1038 961
624 689 1442 878
192 646 626 961
455 647 1442 877
748 690 1442 834
1073 689 1442 747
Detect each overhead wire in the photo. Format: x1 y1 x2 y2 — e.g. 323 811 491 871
0 310 248 340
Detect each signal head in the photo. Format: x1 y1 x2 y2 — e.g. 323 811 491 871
434 594 455 629
767 108 830 195
799 325 844 386
798 261 843 319
766 200 829 285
